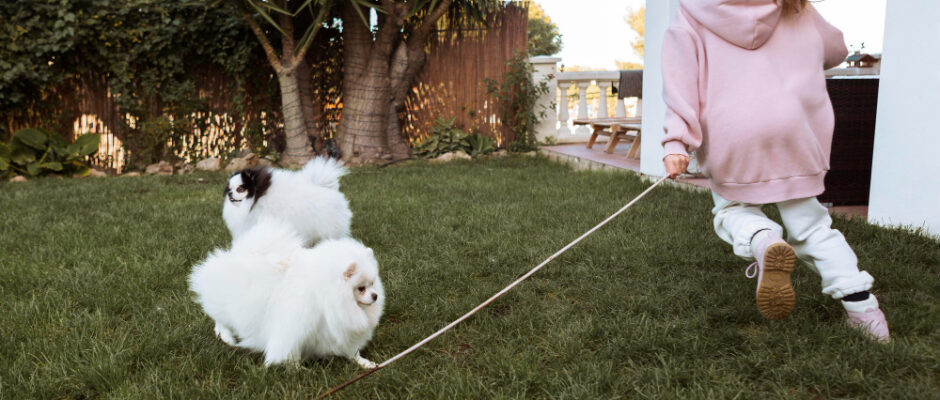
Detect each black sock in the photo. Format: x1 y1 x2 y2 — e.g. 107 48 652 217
842 291 871 302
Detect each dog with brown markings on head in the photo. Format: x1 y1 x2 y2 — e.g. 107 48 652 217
222 157 352 246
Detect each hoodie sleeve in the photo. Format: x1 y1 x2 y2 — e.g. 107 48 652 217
810 6 849 70
661 26 704 158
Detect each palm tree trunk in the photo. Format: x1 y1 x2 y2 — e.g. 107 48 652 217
295 58 322 154
240 6 315 166
384 43 413 160
337 3 396 164
277 67 312 165
339 65 392 163
337 0 452 164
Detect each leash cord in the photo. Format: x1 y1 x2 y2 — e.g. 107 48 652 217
317 175 669 398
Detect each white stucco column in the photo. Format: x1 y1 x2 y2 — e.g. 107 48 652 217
529 56 561 143
867 2 940 236
639 0 680 176
596 81 612 118
575 81 591 135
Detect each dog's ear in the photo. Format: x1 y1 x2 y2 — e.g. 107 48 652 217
343 263 357 280
239 169 254 186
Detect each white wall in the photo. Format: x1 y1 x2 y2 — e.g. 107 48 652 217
529 56 561 144
640 0 679 176
868 1 940 237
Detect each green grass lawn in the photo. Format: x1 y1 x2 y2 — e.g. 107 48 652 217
1 156 937 399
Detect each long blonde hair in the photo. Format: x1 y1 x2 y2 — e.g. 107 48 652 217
780 0 809 16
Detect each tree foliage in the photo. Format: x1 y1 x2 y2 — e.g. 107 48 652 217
0 0 522 166
625 6 644 59
526 2 562 56
614 6 644 70
0 0 275 138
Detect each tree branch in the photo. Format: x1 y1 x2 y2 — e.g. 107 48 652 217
374 0 408 58
409 0 453 48
279 0 296 62
391 0 454 105
341 2 370 81
241 10 283 72
290 0 333 70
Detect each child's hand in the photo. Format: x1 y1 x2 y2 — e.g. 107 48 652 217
664 154 689 179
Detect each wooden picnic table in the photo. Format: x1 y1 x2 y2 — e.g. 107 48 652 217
573 117 642 159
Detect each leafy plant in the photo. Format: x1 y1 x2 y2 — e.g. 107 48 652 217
125 115 180 169
0 128 100 179
413 118 496 159
485 53 551 152
466 130 495 156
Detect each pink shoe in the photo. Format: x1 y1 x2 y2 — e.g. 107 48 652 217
844 297 891 342
745 234 796 320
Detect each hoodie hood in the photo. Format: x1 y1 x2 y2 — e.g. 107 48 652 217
680 0 782 50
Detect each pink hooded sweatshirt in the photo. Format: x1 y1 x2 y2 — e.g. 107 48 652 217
661 0 848 204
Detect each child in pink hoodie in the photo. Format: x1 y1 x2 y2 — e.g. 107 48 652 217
661 0 889 341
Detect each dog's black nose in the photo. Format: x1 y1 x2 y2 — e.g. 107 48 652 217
371 293 378 301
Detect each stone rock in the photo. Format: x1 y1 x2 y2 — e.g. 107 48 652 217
522 151 538 157
454 152 472 161
225 152 259 172
145 161 174 175
430 152 456 163
178 164 195 174
256 158 277 168
124 171 141 177
196 157 221 171
493 150 509 157
235 149 254 158
88 169 108 178
225 157 251 172
241 152 258 163
9 175 27 183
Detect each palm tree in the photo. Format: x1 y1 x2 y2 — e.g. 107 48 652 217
237 0 346 166
239 0 502 165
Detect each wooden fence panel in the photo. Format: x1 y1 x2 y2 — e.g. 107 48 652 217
403 4 529 146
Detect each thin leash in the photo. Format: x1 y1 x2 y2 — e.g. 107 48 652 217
317 175 671 399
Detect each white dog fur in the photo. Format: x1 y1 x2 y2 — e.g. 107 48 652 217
189 218 384 368
222 157 352 246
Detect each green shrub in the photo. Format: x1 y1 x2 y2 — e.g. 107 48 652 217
485 53 551 152
124 115 181 169
0 128 99 179
413 117 495 159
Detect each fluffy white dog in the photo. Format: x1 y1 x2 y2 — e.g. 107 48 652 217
222 157 351 246
189 218 384 368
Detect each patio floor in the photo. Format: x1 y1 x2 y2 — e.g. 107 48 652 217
542 142 868 219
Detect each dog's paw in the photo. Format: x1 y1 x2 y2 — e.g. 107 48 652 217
355 353 377 369
214 323 237 346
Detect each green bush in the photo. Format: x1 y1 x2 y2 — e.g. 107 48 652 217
125 116 180 169
413 117 495 159
485 54 551 152
0 128 99 179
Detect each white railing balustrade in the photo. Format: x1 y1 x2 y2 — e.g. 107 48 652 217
529 57 641 144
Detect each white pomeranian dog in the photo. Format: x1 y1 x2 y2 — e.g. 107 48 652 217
189 218 384 368
222 157 352 246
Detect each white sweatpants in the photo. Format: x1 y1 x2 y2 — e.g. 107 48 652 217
711 192 874 300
